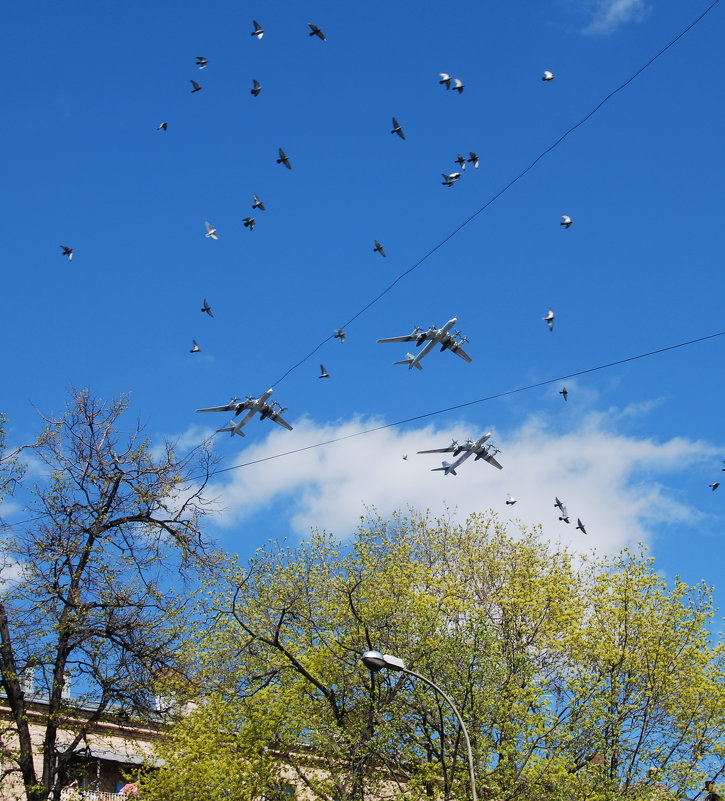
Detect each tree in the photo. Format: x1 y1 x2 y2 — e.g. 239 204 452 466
0 390 217 801
142 511 725 801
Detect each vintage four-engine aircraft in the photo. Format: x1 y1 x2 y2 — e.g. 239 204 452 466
195 388 292 437
418 432 503 475
377 317 472 370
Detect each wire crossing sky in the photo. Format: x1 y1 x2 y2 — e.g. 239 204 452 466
267 0 722 389
2 0 724 609
204 327 725 479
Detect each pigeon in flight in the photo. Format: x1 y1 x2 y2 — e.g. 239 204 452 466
452 77 464 94
190 340 201 353
561 215 573 228
308 23 326 40
373 240 386 257
439 73 451 89
201 298 214 317
468 152 479 168
506 494 517 506
543 308 555 331
251 20 264 39
319 364 330 379
277 148 292 169
190 80 203 93
251 79 262 97
441 172 461 186
402 454 408 461
576 518 587 534
60 245 73 261
455 154 467 171
333 329 346 343
252 194 266 211
710 482 720 491
542 70 555 81
196 56 208 69
242 217 256 230
559 387 568 401
157 122 168 131
391 117 405 139
205 221 218 240
555 497 570 523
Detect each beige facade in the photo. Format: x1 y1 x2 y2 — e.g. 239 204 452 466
0 695 163 801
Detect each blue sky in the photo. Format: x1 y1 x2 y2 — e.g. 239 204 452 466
3 1 724 615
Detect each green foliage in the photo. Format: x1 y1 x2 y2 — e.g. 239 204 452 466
0 390 219 801
145 512 724 801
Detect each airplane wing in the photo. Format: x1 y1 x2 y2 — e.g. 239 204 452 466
270 414 293 431
451 345 473 362
377 334 418 343
417 446 455 454
196 403 238 413
483 454 503 470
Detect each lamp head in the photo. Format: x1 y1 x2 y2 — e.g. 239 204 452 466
361 650 406 672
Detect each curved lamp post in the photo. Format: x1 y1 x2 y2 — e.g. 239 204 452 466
361 650 477 801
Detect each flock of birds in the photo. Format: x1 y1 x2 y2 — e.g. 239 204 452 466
53 17 721 526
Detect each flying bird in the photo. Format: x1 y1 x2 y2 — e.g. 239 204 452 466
402 455 408 461
196 56 208 69
201 299 214 317
190 80 203 93
251 79 262 97
543 308 555 331
308 23 326 40
505 494 517 506
559 387 568 401
441 172 461 186
190 340 201 353
333 329 346 343
277 148 292 169
455 154 467 170
561 215 573 228
439 73 451 89
157 122 168 131
554 497 566 512
242 217 256 230
252 193 265 211
59 245 73 261
710 482 720 491
251 20 264 39
468 152 480 168
391 117 405 139
373 240 387 257
319 364 330 379
452 77 464 93
205 221 218 239
576 518 587 534
542 70 555 81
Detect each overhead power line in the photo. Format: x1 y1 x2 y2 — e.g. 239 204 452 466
206 328 725 480
269 0 721 388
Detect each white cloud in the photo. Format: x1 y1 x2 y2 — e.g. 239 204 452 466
583 0 650 35
204 408 717 554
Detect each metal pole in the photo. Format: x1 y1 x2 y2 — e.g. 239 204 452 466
398 667 478 801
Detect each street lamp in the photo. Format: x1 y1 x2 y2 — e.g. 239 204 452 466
361 651 477 801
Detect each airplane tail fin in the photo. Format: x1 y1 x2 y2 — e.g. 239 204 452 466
394 353 423 370
217 420 245 436
432 461 456 475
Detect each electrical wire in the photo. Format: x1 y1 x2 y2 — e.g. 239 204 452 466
205 327 725 480
269 0 721 388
